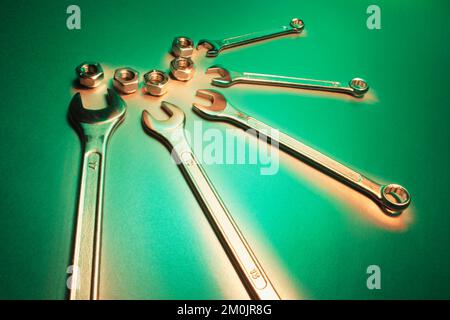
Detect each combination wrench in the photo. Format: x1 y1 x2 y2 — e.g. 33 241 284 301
141 102 280 300
68 89 126 300
197 18 304 57
193 89 411 216
207 65 369 98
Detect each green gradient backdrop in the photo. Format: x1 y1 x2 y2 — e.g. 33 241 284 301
1 0 449 299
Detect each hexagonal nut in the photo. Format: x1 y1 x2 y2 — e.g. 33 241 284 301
113 67 139 94
75 62 104 88
143 70 169 96
172 36 194 58
170 57 195 82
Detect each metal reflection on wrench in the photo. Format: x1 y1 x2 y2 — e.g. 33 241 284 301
207 65 369 98
197 18 304 57
193 89 411 216
141 102 280 300
68 90 126 300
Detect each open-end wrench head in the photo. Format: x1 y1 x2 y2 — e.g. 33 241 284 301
142 101 186 138
206 65 231 80
196 39 222 57
206 65 242 87
69 89 126 124
193 89 229 118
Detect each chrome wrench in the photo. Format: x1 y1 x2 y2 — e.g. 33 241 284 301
197 18 304 57
193 89 411 216
141 102 280 300
207 65 369 98
68 89 126 300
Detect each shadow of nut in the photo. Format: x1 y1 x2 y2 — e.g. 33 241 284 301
113 68 139 94
172 36 194 58
170 57 195 81
143 70 169 96
76 62 104 88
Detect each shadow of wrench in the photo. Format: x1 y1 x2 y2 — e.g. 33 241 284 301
207 65 370 98
141 102 280 300
197 18 304 57
193 89 411 216
68 89 126 300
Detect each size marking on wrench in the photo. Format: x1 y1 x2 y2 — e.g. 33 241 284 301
141 102 280 300
197 18 304 57
207 65 369 98
68 89 126 300
193 89 411 216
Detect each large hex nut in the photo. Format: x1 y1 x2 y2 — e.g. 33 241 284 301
172 36 194 58
76 62 104 88
113 67 139 94
170 57 195 82
143 70 169 96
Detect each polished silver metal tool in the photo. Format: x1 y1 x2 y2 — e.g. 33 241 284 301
207 65 369 98
197 18 304 57
68 89 126 300
141 102 280 300
193 89 411 216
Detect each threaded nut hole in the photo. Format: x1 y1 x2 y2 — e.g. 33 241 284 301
144 70 168 85
177 37 193 48
174 58 192 70
149 73 164 84
118 70 135 81
81 64 98 76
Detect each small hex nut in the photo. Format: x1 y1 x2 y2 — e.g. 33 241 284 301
113 67 139 94
170 57 195 82
143 70 169 96
76 62 104 88
172 36 194 58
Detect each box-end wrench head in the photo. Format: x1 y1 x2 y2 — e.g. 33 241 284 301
197 18 304 57
68 89 126 300
206 65 370 98
193 88 236 120
193 89 411 216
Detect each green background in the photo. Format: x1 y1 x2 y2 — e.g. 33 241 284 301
1 0 449 299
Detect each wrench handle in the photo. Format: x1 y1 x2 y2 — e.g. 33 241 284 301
239 72 351 93
173 139 280 300
242 116 384 200
221 24 299 50
70 138 106 300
